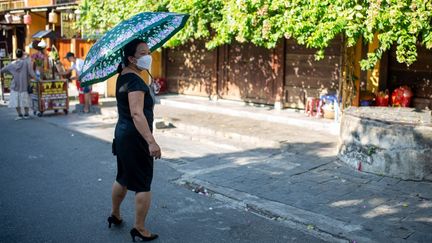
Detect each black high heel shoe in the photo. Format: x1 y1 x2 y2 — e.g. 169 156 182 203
107 215 123 228
130 228 158 242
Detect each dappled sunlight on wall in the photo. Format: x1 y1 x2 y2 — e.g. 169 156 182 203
166 40 283 104
218 42 278 104
284 38 342 109
166 40 214 97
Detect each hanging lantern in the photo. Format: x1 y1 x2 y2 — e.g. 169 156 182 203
48 11 58 24
4 13 12 23
23 12 32 25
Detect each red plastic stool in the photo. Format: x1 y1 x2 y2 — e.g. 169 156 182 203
305 97 323 117
317 99 324 118
91 92 99 105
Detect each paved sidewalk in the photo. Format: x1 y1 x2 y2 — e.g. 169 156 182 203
158 95 340 135
40 95 432 242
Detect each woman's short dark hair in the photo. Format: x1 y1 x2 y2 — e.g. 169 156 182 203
16 49 23 58
117 39 146 73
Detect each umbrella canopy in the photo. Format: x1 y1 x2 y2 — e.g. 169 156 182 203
32 30 56 39
79 12 189 86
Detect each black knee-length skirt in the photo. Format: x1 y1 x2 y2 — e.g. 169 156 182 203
113 123 154 192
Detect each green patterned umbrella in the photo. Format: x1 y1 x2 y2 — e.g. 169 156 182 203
79 12 189 86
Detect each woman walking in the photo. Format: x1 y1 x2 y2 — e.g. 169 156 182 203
110 39 161 242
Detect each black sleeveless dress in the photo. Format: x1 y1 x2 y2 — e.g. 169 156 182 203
113 73 155 192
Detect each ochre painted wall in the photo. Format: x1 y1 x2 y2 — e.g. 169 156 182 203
27 0 54 7
151 50 162 78
366 34 380 93
107 74 118 97
25 12 47 55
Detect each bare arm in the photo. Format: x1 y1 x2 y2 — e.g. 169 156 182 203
61 68 79 80
59 68 73 76
128 91 161 158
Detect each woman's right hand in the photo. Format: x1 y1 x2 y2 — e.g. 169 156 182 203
149 142 161 159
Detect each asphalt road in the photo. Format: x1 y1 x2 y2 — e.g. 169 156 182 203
0 107 324 243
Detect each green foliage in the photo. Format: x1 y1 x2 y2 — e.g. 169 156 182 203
77 0 432 70
77 0 165 35
165 0 224 46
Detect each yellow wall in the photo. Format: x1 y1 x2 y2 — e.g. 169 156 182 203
366 34 380 94
25 12 47 55
107 74 118 97
27 0 54 7
151 51 162 78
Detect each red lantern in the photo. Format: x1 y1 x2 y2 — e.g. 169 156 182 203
24 13 32 25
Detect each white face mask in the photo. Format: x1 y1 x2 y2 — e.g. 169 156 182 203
136 55 152 71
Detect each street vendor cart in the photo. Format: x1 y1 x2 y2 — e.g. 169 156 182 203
30 79 69 117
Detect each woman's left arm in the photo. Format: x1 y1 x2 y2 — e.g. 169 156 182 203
128 90 161 159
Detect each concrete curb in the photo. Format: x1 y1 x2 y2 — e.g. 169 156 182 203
173 175 375 243
158 120 281 149
159 98 340 135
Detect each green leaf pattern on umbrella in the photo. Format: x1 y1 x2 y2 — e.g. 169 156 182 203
79 12 189 86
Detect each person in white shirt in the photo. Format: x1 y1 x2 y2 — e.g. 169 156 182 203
62 52 92 113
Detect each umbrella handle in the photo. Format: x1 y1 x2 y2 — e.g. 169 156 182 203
146 69 154 81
